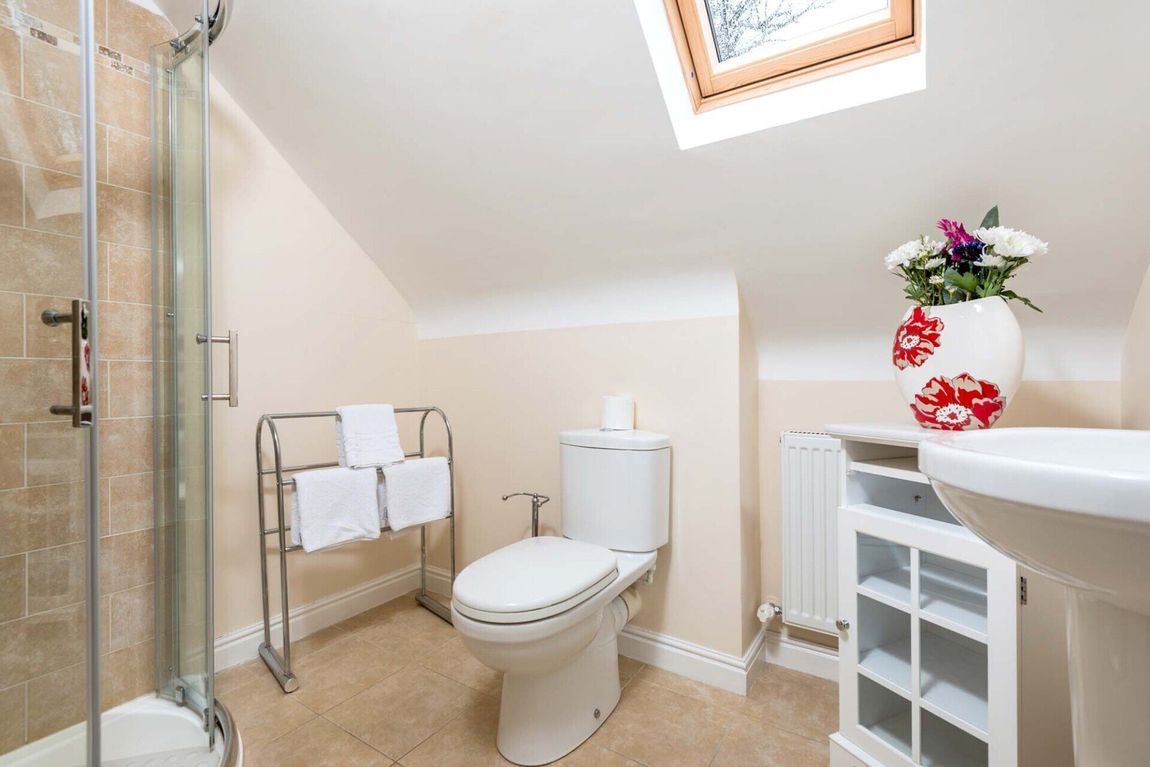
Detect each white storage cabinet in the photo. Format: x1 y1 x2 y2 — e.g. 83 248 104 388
826 425 1020 767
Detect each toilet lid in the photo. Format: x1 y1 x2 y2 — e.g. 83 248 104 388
453 536 618 624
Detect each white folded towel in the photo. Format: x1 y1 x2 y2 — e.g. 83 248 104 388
377 474 389 530
383 457 451 532
290 467 381 552
336 404 405 469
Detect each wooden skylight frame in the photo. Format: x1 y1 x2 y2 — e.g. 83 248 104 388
664 0 921 112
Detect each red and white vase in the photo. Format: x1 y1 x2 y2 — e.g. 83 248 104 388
892 297 1024 431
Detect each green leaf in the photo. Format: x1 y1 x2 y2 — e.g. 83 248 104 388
979 205 1000 229
944 268 978 294
1000 289 1043 312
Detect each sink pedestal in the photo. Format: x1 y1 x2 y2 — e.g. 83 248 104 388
1066 591 1150 767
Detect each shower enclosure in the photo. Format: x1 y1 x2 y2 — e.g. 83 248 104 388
0 0 237 764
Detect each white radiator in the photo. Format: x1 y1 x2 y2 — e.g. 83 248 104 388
780 432 843 636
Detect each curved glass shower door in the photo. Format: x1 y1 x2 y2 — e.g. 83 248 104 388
153 2 216 740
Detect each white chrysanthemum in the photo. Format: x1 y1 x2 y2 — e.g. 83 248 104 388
974 226 1048 259
886 238 945 272
979 252 1005 268
929 274 945 285
923 257 946 269
885 240 921 272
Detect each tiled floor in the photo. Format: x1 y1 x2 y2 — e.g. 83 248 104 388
218 593 836 767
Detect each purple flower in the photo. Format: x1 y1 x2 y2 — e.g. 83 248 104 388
937 218 975 246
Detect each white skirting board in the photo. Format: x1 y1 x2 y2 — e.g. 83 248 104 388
760 629 839 681
617 624 767 696
214 563 453 671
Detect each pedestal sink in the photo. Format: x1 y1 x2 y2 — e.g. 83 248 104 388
919 428 1150 767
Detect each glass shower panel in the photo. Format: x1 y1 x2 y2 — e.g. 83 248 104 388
0 0 95 759
152 6 213 724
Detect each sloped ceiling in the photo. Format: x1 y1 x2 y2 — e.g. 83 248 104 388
165 0 1150 378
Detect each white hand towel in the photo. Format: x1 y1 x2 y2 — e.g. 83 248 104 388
377 474 389 530
335 404 405 469
289 467 381 552
383 457 451 532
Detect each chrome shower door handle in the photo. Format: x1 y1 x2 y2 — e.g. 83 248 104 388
197 330 239 407
42 299 93 427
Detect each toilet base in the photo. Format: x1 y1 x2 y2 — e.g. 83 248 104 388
496 614 622 766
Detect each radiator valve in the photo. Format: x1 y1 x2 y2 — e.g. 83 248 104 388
757 602 783 623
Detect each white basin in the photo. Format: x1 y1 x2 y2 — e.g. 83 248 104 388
919 428 1150 767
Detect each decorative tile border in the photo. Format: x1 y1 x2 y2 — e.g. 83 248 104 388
5 9 157 82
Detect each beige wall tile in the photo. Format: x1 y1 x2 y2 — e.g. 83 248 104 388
108 582 151 651
107 0 176 62
0 554 26 623
25 422 84 485
24 294 72 358
0 424 24 489
26 662 83 742
108 361 151 417
109 471 151 533
23 166 81 236
21 36 80 114
0 159 22 226
0 481 85 557
97 182 149 247
0 358 72 423
0 683 25 753
27 541 84 614
99 527 152 593
0 225 82 296
98 416 152 475
0 94 106 177
95 64 148 137
0 26 20 97
107 128 149 192
102 640 154 708
107 243 151 303
0 292 23 357
0 602 85 687
100 301 150 360
19 0 108 41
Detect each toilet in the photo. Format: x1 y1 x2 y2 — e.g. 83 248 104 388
451 429 671 766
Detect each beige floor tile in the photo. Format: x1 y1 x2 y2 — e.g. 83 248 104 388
292 636 412 714
596 680 733 767
220 670 316 751
214 659 264 697
553 740 642 767
247 716 391 767
633 664 749 712
420 636 502 698
325 665 485 760
348 598 457 653
711 712 830 767
617 655 644 687
397 695 507 767
744 664 838 742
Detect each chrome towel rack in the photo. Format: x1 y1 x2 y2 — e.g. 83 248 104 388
254 407 456 693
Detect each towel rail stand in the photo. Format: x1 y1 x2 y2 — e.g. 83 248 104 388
254 407 457 693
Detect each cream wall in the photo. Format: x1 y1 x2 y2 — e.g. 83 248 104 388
209 84 422 638
758 378 1121 767
419 314 755 658
1123 264 1150 429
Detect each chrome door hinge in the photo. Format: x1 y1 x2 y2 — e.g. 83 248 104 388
1019 575 1028 605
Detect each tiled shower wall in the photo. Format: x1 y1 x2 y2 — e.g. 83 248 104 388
0 0 175 752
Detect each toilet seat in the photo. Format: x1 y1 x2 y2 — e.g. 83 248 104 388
453 536 618 624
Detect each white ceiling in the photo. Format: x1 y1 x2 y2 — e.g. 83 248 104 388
176 0 1150 379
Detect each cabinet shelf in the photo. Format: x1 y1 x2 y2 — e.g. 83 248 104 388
922 709 989 767
858 566 911 612
921 628 989 740
850 456 930 485
868 709 914 759
920 558 988 642
859 638 912 697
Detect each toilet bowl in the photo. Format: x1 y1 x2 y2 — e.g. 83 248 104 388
451 428 671 766
451 537 655 765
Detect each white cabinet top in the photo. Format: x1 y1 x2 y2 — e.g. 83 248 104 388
826 422 937 448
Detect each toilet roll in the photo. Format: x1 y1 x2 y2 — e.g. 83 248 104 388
600 395 634 431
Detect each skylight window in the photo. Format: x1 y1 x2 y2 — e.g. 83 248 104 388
666 0 918 110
